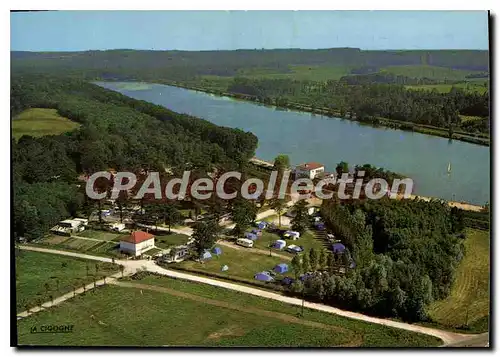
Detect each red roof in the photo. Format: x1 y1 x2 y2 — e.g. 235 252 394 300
296 162 324 171
121 230 154 244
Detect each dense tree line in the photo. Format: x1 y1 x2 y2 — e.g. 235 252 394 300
298 198 465 322
12 74 258 241
223 77 489 134
339 72 441 85
11 48 489 76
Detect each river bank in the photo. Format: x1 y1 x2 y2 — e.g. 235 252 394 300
160 80 489 147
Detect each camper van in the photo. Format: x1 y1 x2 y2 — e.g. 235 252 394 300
236 238 254 248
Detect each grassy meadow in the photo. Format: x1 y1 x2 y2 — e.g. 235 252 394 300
17 275 443 347
15 250 119 313
174 243 289 281
426 229 490 332
12 108 80 140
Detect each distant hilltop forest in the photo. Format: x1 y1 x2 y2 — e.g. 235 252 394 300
11 48 490 145
11 48 489 79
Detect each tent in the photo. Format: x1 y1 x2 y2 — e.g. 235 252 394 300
255 272 274 282
282 277 295 286
314 222 326 231
212 247 222 255
272 240 286 250
251 229 262 236
331 243 346 254
245 232 258 240
201 251 212 260
256 221 267 230
221 265 229 272
274 263 289 274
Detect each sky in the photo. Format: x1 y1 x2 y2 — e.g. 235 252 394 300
11 10 489 51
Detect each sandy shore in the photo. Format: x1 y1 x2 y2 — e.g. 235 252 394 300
407 195 484 212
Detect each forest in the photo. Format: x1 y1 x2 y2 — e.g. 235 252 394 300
224 77 489 134
12 74 258 241
11 49 489 139
289 197 466 322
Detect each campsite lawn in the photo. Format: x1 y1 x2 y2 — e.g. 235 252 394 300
154 232 190 249
174 244 290 282
426 228 490 332
12 108 80 140
17 276 442 347
252 230 327 256
15 250 119 313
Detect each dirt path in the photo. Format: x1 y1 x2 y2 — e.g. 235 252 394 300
18 245 474 346
111 280 362 347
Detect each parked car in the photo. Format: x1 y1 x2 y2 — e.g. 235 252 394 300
286 244 304 254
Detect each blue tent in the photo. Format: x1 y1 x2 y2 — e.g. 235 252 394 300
255 272 274 282
256 221 267 229
331 243 346 253
282 277 295 286
274 263 289 274
251 229 262 236
245 232 258 240
212 247 222 255
201 251 212 260
314 222 326 231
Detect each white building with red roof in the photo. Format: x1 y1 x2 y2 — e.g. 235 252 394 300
294 162 325 179
119 230 155 256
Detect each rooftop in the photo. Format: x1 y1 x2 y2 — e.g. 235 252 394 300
121 230 154 244
296 162 324 171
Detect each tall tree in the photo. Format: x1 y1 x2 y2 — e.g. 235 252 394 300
192 220 219 258
269 197 287 228
291 254 303 279
231 197 257 237
273 154 290 173
309 248 319 271
291 199 309 233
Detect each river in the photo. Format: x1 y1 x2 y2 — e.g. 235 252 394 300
97 81 490 205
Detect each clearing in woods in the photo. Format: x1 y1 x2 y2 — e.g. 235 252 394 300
12 108 80 140
426 228 490 332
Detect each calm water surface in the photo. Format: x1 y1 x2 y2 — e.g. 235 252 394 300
98 82 490 205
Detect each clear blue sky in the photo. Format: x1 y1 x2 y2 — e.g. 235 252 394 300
11 10 489 51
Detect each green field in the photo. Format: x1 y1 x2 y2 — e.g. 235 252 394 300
405 82 488 95
32 235 123 258
381 65 486 81
12 108 80 140
17 274 442 347
77 230 126 241
154 232 190 249
15 250 119 313
427 229 490 332
252 230 326 256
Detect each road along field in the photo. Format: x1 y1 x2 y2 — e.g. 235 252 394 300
15 250 119 313
17 271 443 347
